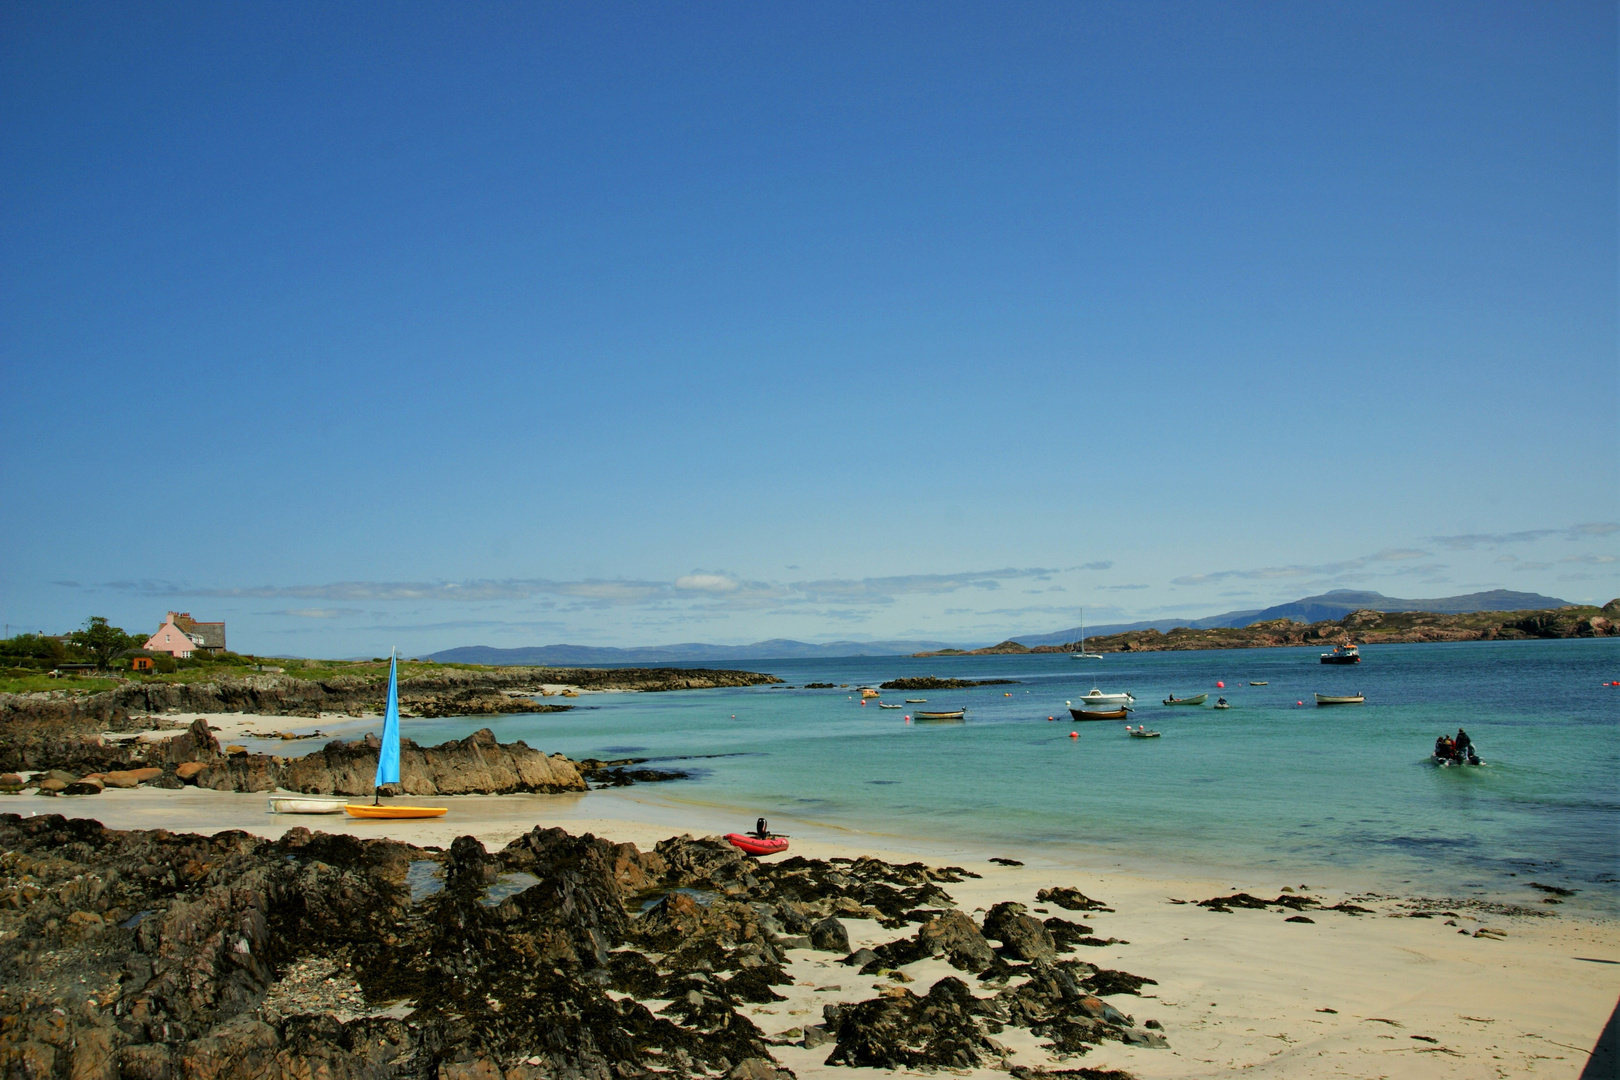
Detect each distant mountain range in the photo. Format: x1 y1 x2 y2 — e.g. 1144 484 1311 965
426 589 1571 665
427 638 955 665
1018 589 1573 645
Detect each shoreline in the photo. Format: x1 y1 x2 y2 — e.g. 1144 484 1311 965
13 781 1619 1078
75 708 1620 918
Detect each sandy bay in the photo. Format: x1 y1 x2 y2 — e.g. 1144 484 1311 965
20 771 1619 1080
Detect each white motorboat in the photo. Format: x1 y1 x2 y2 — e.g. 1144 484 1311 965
1070 687 1135 708
268 797 347 814
1070 608 1104 659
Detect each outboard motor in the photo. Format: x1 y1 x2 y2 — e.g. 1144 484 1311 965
755 817 768 838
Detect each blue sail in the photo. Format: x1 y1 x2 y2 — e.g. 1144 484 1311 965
374 653 401 790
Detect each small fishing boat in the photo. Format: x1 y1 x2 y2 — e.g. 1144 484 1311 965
904 698 927 704
1249 680 1269 686
859 687 881 698
1126 725 1160 738
878 702 903 709
1314 693 1365 706
726 818 789 856
1162 693 1208 706
345 652 451 820
1213 698 1230 710
268 797 346 815
1069 706 1131 721
1320 643 1361 665
914 709 966 721
1072 688 1135 708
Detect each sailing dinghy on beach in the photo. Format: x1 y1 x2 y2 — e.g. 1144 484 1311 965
345 653 448 819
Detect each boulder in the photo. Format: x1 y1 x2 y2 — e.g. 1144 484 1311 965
163 719 222 764
194 755 280 792
103 767 162 788
281 727 586 795
175 761 207 781
728 1059 788 1080
62 777 104 795
917 909 996 972
982 902 1056 961
809 916 850 953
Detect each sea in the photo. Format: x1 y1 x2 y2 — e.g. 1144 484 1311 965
298 639 1620 911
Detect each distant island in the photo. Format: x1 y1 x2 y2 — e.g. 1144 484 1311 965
424 589 1584 662
912 600 1620 656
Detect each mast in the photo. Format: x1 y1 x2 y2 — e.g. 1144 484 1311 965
373 649 401 805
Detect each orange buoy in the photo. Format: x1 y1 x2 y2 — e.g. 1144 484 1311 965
1069 731 1078 739
1297 700 1304 706
1216 681 1225 688
1047 716 1055 721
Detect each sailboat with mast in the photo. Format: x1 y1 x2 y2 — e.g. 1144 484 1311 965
1070 609 1103 660
345 651 448 819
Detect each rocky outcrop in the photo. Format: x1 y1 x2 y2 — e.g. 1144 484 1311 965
5 721 590 796
0 816 1169 1080
278 728 584 796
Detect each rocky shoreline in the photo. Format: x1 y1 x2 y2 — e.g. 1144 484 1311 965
876 678 1018 691
0 813 1173 1080
0 667 783 731
913 601 1620 656
1 719 591 796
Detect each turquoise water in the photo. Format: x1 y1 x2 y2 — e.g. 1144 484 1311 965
391 640 1618 907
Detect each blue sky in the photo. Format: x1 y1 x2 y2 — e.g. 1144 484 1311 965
2 2 1615 656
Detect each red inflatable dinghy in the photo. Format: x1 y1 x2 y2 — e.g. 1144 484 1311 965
725 833 789 856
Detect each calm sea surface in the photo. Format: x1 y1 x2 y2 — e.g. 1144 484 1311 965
349 640 1619 908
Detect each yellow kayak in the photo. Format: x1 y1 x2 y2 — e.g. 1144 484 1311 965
344 804 448 819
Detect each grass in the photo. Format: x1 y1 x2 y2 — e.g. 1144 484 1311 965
0 672 122 695
0 657 502 697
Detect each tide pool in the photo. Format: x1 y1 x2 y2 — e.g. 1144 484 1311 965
389 639 1619 908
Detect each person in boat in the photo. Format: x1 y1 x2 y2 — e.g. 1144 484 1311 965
1216 697 1227 706
1434 735 1455 761
1455 729 1472 756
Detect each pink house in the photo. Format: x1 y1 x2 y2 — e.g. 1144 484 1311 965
143 611 226 657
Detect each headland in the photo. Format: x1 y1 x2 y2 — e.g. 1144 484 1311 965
914 600 1620 656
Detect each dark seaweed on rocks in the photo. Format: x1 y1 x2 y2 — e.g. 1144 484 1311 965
1197 892 1319 912
1036 887 1114 912
0 817 1168 1080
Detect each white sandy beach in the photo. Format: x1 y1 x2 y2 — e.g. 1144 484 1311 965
14 767 1617 1080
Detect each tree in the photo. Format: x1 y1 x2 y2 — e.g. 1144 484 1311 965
70 617 140 670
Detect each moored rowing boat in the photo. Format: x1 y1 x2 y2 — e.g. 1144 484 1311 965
268 797 346 814
1069 706 1130 721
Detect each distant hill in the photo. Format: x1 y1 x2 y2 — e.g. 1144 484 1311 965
429 589 1575 663
427 638 955 665
1010 589 1571 646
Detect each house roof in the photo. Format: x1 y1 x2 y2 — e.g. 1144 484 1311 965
168 611 227 649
